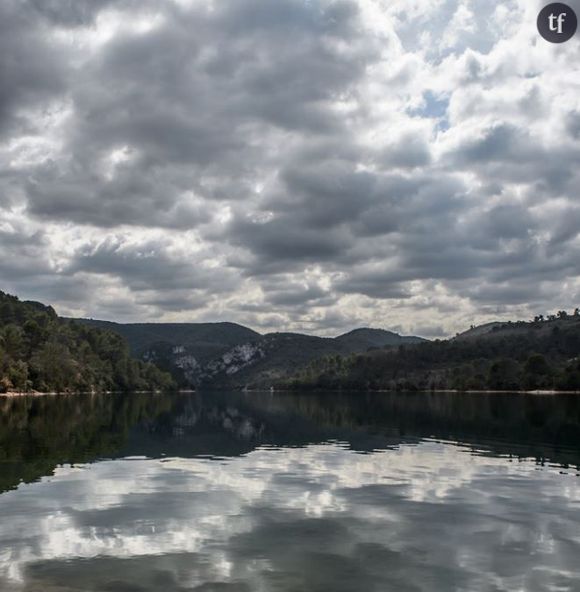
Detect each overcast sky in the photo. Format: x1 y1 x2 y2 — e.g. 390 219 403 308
1 0 579 337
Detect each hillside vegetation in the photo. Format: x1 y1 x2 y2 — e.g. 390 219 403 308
277 313 580 392
77 319 260 360
74 319 425 388
0 292 175 393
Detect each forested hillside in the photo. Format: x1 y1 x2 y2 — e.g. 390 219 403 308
277 314 580 392
77 318 260 359
0 292 175 393
74 319 424 388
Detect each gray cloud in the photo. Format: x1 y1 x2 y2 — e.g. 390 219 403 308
1 0 579 334
378 133 432 169
67 237 239 295
0 2 67 137
26 0 118 27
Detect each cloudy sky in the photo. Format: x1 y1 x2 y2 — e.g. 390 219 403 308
1 0 579 337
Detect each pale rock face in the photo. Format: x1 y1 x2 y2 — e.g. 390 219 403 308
205 343 264 378
143 341 265 386
175 355 198 371
173 354 200 384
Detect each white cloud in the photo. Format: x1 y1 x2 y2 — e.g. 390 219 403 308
1 0 579 335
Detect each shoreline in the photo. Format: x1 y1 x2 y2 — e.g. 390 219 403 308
239 388 580 395
2 388 579 398
0 389 196 398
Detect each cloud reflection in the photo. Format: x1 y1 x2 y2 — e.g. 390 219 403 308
1 439 580 591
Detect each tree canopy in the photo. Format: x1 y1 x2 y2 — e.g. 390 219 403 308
277 315 580 392
0 291 175 393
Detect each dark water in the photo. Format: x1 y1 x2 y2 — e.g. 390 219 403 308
1 391 580 592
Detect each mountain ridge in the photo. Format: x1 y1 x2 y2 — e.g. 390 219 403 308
277 314 580 392
70 318 426 388
5 289 578 393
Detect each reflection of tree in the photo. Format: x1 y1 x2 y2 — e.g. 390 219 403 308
2 391 580 495
236 391 580 468
0 393 174 494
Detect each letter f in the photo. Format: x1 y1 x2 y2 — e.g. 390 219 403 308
557 12 567 33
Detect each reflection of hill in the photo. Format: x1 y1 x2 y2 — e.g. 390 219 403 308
2 391 580 495
254 391 580 466
124 391 580 469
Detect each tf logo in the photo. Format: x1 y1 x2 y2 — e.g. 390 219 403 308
537 2 578 43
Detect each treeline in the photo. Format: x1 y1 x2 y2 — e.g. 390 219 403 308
0 291 176 393
278 318 580 392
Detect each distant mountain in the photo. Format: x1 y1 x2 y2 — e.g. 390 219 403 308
205 330 424 389
72 319 425 388
453 315 580 342
278 313 580 392
199 332 351 388
336 328 425 349
452 321 506 340
77 319 260 360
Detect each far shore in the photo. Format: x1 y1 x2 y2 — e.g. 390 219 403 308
2 388 580 398
0 389 196 398
240 388 580 395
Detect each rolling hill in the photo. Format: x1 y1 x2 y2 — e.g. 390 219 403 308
77 319 260 361
336 328 425 350
72 319 425 388
279 313 580 392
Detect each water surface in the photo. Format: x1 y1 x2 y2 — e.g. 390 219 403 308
1 391 580 591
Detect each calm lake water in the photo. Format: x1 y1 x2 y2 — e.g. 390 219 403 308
1 391 580 592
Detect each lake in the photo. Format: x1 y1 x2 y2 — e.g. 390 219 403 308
1 390 580 591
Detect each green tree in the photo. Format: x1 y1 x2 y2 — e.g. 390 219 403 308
0 290 175 393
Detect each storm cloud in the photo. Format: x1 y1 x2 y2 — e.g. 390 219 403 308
1 0 579 336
